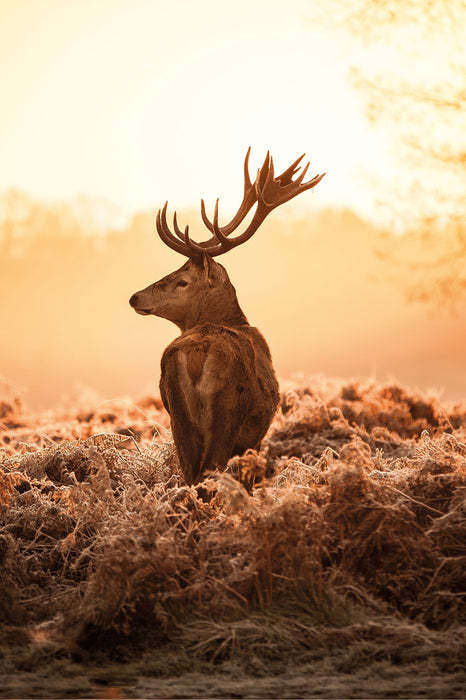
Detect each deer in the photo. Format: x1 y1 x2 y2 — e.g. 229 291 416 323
129 149 325 487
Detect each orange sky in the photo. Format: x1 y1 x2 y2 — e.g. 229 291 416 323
1 0 464 409
0 0 401 224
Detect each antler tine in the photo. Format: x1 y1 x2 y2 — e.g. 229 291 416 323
256 151 271 191
195 199 226 251
276 153 305 185
173 211 187 242
156 204 183 252
192 198 233 256
200 198 215 233
295 160 310 186
256 155 276 202
156 203 200 258
200 199 227 249
258 153 325 208
211 198 233 248
199 148 267 238
300 170 326 192
243 146 253 190
183 224 208 257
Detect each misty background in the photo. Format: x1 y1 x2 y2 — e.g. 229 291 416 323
1 193 464 408
0 0 464 409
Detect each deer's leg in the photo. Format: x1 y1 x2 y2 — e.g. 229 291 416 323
171 415 203 486
192 370 251 480
174 396 240 485
198 419 238 476
160 356 205 486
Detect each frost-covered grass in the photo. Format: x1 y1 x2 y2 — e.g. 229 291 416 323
1 378 465 698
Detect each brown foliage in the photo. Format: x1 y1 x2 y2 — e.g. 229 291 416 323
0 378 465 691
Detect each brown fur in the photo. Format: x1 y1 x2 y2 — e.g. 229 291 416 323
130 257 279 485
184 345 208 386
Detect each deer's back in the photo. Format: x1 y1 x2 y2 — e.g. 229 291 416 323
159 323 279 474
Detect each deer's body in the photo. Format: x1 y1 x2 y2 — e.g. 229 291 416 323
160 322 278 485
130 255 279 485
130 149 324 487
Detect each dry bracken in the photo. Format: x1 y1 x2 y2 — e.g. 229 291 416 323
0 377 465 696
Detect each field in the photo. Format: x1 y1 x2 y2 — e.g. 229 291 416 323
0 377 465 698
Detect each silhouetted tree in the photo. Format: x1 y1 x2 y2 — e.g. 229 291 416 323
311 0 466 305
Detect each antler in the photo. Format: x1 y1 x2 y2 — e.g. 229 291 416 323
156 149 325 259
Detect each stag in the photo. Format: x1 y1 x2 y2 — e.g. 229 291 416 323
129 149 325 486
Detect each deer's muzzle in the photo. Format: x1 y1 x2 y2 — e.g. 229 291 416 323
129 293 152 315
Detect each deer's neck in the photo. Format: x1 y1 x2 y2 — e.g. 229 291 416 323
181 286 249 332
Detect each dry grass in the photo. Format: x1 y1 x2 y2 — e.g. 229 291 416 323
0 377 465 697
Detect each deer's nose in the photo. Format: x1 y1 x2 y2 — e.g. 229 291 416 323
129 293 139 307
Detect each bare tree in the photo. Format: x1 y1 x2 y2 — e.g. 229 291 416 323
311 0 466 304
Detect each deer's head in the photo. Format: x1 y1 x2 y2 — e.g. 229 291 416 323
130 149 325 331
129 254 240 330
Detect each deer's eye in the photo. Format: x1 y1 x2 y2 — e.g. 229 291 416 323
176 280 189 288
